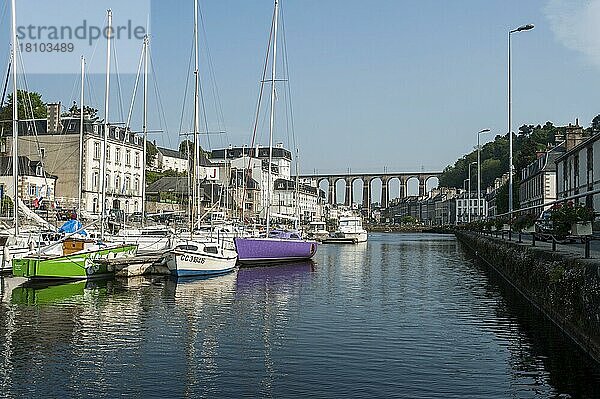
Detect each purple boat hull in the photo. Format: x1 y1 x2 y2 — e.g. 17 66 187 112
234 237 318 264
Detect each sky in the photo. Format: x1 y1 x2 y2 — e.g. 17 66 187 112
1 0 600 182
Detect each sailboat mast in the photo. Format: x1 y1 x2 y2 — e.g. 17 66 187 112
141 35 148 227
78 56 85 213
11 0 18 235
295 147 300 230
266 0 279 235
101 9 112 240
193 0 200 230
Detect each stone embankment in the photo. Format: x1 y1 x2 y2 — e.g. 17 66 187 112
456 231 600 362
366 225 449 233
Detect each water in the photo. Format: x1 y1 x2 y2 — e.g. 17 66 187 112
1 233 599 398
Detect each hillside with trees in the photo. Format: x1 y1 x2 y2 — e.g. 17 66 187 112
438 119 596 214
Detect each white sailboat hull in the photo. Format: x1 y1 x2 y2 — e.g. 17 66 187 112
166 241 237 277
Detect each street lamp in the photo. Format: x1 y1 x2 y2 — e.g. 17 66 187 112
463 178 470 224
468 161 477 223
508 23 534 216
477 128 491 220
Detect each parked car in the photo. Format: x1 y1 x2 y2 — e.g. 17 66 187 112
533 210 575 243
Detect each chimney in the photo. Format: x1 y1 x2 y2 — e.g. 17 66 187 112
46 102 61 134
565 119 585 151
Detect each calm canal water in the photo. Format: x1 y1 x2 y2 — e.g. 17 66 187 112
1 233 599 398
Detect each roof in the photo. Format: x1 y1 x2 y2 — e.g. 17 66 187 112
555 133 600 163
0 156 58 179
146 176 190 195
157 146 187 160
2 118 144 147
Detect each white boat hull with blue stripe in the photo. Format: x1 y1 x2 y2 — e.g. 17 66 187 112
165 240 238 277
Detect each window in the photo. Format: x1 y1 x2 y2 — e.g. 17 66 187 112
93 142 100 160
135 152 140 168
134 177 140 193
39 147 45 160
115 175 121 192
92 197 98 213
28 184 36 196
116 148 121 164
125 176 131 192
106 145 111 162
126 150 131 166
92 171 99 190
587 147 593 188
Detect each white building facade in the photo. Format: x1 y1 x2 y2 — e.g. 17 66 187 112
555 122 599 210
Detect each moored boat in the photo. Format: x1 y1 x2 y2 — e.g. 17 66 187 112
323 216 368 244
235 230 317 264
306 221 329 241
12 238 137 280
165 239 237 277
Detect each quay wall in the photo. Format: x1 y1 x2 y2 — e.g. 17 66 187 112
456 231 600 362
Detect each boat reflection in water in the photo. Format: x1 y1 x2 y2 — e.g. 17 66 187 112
10 278 111 306
171 272 237 303
236 260 315 292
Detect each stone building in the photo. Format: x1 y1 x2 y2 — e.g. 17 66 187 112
519 144 564 215
2 104 144 216
555 121 597 209
0 156 57 208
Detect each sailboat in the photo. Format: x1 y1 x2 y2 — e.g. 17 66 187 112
104 34 172 254
164 0 237 277
12 9 137 280
0 0 63 272
234 0 318 264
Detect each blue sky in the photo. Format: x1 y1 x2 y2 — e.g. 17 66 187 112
1 0 600 179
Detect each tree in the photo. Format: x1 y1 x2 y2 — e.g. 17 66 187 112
592 114 600 133
0 90 47 125
179 139 208 160
146 141 158 166
62 101 99 120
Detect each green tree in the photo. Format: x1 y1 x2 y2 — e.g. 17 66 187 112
62 101 99 120
592 114 600 133
146 141 158 166
0 90 47 126
179 139 208 160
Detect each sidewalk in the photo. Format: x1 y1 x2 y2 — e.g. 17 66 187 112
473 231 600 260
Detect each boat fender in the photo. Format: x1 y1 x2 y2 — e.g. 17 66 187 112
86 266 94 275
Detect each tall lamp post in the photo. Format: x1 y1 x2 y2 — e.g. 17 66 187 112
468 161 477 223
463 178 470 224
477 128 491 219
508 23 534 216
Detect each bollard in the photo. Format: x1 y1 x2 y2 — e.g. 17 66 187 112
585 237 591 259
552 237 556 251
532 233 536 247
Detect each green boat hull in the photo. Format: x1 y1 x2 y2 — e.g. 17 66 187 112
12 244 137 280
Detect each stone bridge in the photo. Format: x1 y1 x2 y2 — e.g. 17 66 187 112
300 172 442 208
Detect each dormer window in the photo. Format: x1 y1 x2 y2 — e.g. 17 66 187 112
36 165 43 177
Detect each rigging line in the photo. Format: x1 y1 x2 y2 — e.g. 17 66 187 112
148 47 171 141
198 4 228 147
1 53 10 107
241 5 276 216
112 41 126 125
198 60 211 151
125 40 145 131
15 46 52 196
280 2 297 157
178 38 194 140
